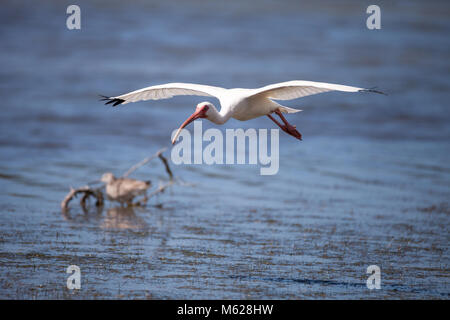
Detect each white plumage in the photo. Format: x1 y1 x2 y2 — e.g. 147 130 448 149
102 80 383 143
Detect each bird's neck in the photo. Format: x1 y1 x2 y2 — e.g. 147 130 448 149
208 106 231 125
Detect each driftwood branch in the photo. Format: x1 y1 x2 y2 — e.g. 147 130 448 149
122 148 167 178
139 180 175 205
137 152 175 203
148 180 175 197
121 147 174 202
158 152 174 181
62 148 175 210
61 186 104 211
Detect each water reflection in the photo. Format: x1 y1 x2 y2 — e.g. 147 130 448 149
61 203 103 222
101 206 148 231
62 205 148 231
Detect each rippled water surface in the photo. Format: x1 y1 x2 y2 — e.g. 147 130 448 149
0 0 449 299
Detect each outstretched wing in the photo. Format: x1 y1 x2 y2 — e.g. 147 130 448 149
250 80 384 101
101 83 226 106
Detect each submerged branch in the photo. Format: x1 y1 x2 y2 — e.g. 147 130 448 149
61 186 104 211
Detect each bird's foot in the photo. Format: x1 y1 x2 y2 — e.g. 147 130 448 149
267 112 303 141
280 124 302 140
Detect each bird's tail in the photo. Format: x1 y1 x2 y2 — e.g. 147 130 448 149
278 106 303 114
269 99 302 114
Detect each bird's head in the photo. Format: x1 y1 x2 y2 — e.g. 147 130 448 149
100 172 115 184
171 102 216 144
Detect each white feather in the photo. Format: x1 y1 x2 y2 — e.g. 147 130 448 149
113 83 226 105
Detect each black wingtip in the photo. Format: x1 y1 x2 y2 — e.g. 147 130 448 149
359 87 388 96
99 95 125 107
113 99 124 106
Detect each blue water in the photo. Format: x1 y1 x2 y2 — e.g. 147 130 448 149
0 0 449 299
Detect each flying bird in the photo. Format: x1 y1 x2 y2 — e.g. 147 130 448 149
101 81 383 144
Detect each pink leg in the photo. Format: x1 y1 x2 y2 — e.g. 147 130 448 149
267 109 302 140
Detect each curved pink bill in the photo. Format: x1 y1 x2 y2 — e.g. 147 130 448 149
171 110 203 145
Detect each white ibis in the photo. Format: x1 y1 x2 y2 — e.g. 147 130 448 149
101 81 383 144
100 173 151 205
